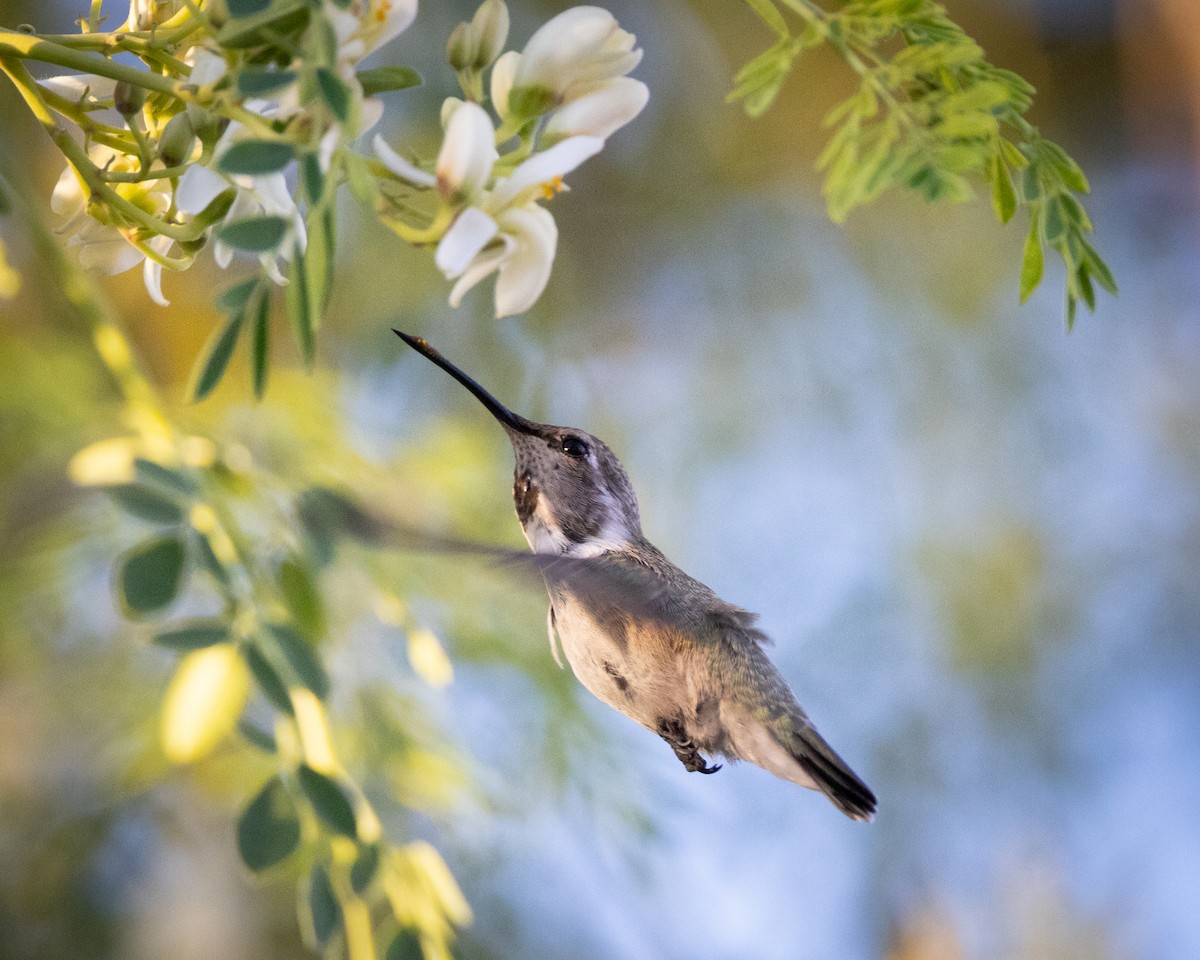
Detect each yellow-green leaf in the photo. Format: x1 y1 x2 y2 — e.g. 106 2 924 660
160 644 250 763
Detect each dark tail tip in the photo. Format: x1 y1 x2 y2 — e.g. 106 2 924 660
791 734 878 823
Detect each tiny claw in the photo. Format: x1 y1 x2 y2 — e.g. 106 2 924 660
696 760 722 775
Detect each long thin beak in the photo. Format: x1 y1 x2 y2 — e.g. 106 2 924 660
394 330 538 436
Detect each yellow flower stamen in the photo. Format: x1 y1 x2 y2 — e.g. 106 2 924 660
540 175 566 199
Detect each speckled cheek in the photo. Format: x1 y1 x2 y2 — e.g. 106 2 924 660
513 470 539 523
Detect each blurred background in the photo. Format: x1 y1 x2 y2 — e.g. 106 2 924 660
2 0 1199 958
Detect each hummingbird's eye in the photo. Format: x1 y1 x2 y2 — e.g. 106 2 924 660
560 435 590 459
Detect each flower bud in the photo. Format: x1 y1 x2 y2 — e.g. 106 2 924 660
471 0 509 70
113 81 146 117
157 112 196 166
446 22 475 72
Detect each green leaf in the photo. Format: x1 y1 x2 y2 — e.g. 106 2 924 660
315 68 351 123
1081 241 1118 295
1043 198 1065 244
216 277 261 313
278 558 325 639
237 68 297 96
216 0 310 49
1066 291 1078 331
356 66 422 97
237 718 277 753
119 535 186 617
192 306 246 401
218 216 290 253
743 0 789 37
1041 140 1090 193
237 776 301 872
195 531 232 586
989 153 1016 224
154 619 231 651
135 458 198 496
228 0 273 15
263 623 329 699
300 153 324 206
301 864 340 948
304 204 334 320
297 764 357 837
108 484 183 524
286 241 316 367
1019 215 1044 303
218 140 297 176
245 643 294 714
251 285 270 398
386 930 423 960
350 844 380 895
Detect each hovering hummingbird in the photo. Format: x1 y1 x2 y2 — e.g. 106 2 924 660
395 331 877 821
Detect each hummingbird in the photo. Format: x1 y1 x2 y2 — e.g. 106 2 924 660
395 331 877 821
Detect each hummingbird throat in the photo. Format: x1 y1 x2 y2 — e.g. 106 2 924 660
513 469 634 559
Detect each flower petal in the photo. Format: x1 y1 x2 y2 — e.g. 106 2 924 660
175 164 229 215
436 101 498 201
543 77 648 144
143 235 174 306
490 51 520 120
373 134 436 188
435 207 499 278
79 236 145 275
448 237 514 308
490 135 603 208
492 205 557 317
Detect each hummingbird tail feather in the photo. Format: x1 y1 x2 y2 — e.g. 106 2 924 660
784 726 877 822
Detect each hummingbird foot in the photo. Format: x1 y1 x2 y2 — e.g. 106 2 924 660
656 717 723 776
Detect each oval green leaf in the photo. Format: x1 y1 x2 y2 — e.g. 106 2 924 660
154 618 231 651
108 484 183 524
315 68 350 123
237 69 297 97
356 66 421 97
218 216 289 253
350 843 380 894
297 764 357 837
192 307 246 401
301 864 340 948
237 775 301 872
119 535 186 617
386 930 423 960
263 623 329 699
218 140 296 176
245 642 295 714
278 558 325 639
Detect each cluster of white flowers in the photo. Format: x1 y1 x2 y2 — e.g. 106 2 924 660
374 3 648 317
44 0 645 319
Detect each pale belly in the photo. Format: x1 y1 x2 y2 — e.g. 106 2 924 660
550 593 686 732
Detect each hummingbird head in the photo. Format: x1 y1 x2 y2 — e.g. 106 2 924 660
395 331 642 557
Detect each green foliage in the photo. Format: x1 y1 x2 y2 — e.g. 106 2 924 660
154 619 232 650
734 0 1115 324
118 535 187 616
238 775 303 872
297 765 358 837
357 66 423 97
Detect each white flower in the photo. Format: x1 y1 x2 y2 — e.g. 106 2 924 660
176 132 306 285
125 0 184 30
507 6 642 119
325 0 418 67
435 101 498 202
490 50 520 120
541 76 648 145
432 134 602 317
440 203 557 317
52 147 174 295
